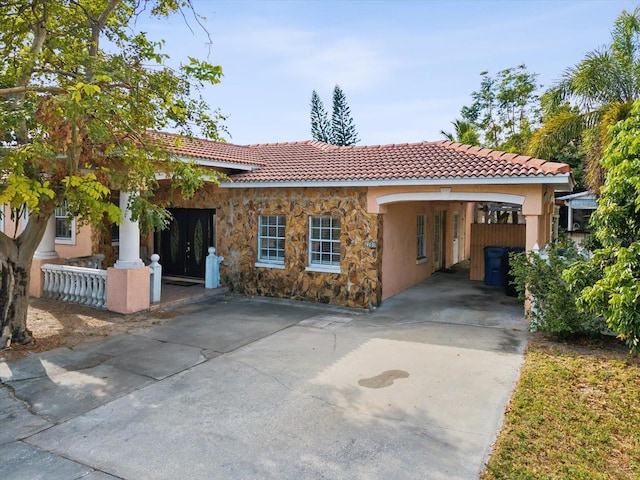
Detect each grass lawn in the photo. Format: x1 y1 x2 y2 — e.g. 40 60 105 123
482 334 640 480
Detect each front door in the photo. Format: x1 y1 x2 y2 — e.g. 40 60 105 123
156 208 216 278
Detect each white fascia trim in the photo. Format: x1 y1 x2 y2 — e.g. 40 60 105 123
378 191 526 206
176 155 259 171
219 173 573 189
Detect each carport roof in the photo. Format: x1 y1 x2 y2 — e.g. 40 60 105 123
154 132 572 188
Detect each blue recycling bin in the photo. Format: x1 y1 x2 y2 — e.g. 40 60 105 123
484 246 508 287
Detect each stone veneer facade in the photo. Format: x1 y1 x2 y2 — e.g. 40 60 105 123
153 183 383 309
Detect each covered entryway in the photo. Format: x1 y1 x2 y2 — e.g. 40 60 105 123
156 208 216 278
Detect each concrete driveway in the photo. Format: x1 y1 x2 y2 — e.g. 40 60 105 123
0 268 527 479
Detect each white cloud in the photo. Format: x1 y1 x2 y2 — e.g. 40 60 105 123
221 21 393 92
289 36 389 91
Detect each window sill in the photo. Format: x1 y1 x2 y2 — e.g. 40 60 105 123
255 261 285 270
416 257 428 265
55 239 75 245
306 265 341 274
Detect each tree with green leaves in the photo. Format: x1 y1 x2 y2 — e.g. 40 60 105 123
310 90 332 143
528 7 640 192
310 85 359 146
460 64 541 153
564 100 640 353
331 85 359 146
440 119 480 145
0 0 225 348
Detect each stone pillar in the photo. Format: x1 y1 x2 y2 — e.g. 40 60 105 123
30 215 63 298
106 190 150 313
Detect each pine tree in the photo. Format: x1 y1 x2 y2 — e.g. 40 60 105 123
331 85 359 146
310 90 332 143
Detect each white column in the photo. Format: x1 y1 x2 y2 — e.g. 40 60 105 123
34 215 59 260
115 191 144 269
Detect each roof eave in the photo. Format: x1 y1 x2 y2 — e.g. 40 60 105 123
179 155 260 171
219 174 575 190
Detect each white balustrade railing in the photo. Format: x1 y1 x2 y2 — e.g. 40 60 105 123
41 264 107 309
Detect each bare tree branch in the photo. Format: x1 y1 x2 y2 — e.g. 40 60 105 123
0 85 66 96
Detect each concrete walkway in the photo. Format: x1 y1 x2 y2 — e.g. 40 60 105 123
0 268 527 479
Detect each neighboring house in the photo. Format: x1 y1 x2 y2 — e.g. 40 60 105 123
14 135 574 311
556 190 598 247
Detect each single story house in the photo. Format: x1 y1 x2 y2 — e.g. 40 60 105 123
12 135 573 312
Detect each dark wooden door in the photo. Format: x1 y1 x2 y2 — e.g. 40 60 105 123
156 208 215 278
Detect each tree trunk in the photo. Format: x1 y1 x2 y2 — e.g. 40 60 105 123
0 259 33 348
0 211 50 349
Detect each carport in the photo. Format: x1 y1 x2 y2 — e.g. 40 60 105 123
366 156 572 302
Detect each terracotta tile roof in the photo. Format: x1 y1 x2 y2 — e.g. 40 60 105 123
230 140 570 183
148 131 265 167
150 132 571 184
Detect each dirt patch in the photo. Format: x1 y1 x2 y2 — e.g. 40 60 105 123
0 299 178 362
528 330 637 360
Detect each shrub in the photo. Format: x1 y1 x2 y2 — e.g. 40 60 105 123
510 241 606 339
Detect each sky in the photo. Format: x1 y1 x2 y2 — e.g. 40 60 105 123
139 0 640 146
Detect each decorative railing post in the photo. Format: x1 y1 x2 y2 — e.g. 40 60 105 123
205 247 224 289
149 253 162 303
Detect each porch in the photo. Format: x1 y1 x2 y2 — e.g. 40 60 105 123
153 279 228 311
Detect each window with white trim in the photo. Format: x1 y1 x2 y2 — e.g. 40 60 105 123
257 215 285 265
55 201 75 244
416 214 426 260
308 215 341 270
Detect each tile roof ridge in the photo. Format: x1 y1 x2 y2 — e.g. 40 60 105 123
306 140 341 151
432 140 570 174
247 139 325 148
331 141 429 150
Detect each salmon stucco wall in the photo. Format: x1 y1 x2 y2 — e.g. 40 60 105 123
55 223 93 259
381 201 471 301
381 202 433 300
217 187 383 308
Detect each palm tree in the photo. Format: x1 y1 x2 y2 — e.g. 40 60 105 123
440 119 480 145
528 7 640 192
